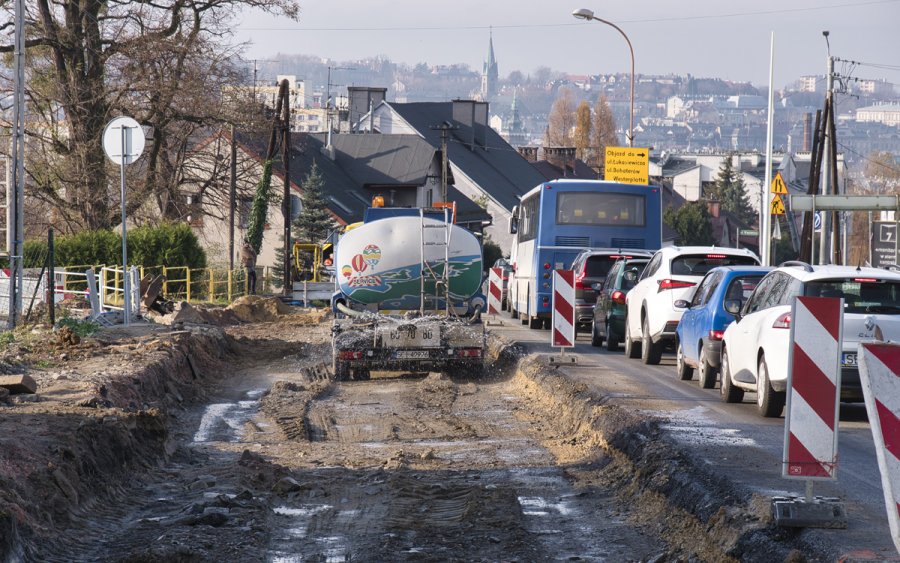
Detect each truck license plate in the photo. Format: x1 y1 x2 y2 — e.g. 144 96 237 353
379 323 440 348
394 350 430 360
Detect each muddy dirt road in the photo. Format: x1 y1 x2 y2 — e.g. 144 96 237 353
2 305 672 562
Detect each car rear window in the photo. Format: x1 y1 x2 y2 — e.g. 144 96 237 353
804 279 900 314
584 256 619 278
670 254 759 276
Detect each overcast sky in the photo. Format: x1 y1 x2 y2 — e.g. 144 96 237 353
233 0 900 88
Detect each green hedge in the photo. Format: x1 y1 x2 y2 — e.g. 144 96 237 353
25 223 207 269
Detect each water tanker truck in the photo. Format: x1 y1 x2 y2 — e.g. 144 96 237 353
330 205 486 380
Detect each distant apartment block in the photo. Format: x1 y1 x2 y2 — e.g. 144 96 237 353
852 78 895 97
856 102 900 126
797 75 821 93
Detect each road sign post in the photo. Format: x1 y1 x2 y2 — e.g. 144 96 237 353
857 342 900 555
103 117 145 327
775 296 847 528
549 270 576 365
604 147 649 185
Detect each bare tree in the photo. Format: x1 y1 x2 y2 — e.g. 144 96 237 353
573 101 591 162
0 0 298 233
591 95 620 169
546 86 576 148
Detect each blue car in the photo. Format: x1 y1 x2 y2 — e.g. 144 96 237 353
674 266 773 389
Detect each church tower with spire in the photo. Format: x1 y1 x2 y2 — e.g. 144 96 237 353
481 30 499 101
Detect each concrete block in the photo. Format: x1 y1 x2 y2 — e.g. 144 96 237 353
0 374 37 394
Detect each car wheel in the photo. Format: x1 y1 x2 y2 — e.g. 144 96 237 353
606 324 620 352
676 340 694 380
757 356 786 418
624 316 641 358
698 345 718 389
591 321 603 347
641 316 662 365
332 357 350 382
720 348 744 403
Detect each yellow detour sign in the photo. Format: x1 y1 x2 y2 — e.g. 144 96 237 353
771 171 787 194
605 147 649 185
770 193 786 215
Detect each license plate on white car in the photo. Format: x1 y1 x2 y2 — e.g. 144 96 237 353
842 352 857 367
379 323 440 348
394 350 430 360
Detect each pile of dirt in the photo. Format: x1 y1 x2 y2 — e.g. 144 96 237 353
226 295 296 323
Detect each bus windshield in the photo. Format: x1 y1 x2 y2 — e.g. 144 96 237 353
556 192 645 227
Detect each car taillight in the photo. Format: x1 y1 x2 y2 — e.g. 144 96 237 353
611 290 626 304
575 269 588 290
773 313 791 329
658 279 696 292
708 330 724 341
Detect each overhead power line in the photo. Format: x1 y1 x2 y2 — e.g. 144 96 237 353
240 0 900 32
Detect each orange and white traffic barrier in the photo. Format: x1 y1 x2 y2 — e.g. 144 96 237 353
783 296 843 479
858 342 900 554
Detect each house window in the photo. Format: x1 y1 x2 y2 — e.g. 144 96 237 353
239 198 253 228
186 193 203 227
290 194 303 220
426 189 433 207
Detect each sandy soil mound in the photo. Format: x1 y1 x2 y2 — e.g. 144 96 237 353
150 296 328 327
226 295 295 323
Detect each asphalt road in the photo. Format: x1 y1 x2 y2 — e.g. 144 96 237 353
486 314 898 561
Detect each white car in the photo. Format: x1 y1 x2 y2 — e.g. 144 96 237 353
623 246 760 365
720 262 900 418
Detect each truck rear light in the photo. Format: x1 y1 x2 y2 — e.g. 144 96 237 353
456 348 482 358
658 279 696 292
708 330 724 341
543 262 551 270
575 269 588 290
611 290 626 304
773 313 791 329
542 296 550 304
338 351 364 360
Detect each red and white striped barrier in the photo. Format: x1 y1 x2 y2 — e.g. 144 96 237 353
857 342 900 554
487 267 503 315
551 270 575 348
783 296 843 480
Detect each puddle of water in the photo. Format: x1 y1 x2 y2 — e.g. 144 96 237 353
517 496 575 517
192 388 266 443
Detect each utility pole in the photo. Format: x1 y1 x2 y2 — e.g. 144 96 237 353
430 122 457 203
819 31 834 264
229 124 237 272
280 79 292 295
8 0 25 329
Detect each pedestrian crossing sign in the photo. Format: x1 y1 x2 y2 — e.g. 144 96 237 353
770 193 785 215
771 172 787 194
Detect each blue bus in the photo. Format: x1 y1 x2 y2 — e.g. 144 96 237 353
507 179 662 328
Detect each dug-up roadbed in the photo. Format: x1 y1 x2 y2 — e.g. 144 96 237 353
0 300 828 562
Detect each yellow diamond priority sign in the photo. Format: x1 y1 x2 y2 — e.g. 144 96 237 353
771 171 787 194
605 147 649 185
770 193 785 215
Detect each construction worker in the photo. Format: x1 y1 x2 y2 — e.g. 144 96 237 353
240 239 257 295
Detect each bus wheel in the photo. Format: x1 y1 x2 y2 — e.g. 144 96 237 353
529 316 542 329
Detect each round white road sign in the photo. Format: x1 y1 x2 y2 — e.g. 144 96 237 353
102 116 145 165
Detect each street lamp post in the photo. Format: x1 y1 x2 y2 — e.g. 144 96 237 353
572 8 635 147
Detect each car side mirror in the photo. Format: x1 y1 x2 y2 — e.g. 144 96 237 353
674 299 690 309
724 299 742 318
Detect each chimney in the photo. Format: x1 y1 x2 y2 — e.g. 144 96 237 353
802 112 812 152
452 99 476 149
347 87 387 131
517 146 538 162
706 200 721 218
473 101 489 148
544 147 576 176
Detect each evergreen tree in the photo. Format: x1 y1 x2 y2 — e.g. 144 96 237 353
664 202 714 246
271 162 339 288
710 154 756 226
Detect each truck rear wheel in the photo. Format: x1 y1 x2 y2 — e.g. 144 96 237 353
332 357 350 381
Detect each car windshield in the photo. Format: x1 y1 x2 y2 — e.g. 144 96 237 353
670 254 759 276
804 278 900 314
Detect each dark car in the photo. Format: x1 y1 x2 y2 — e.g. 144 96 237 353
572 249 653 333
674 266 772 388
590 257 649 350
